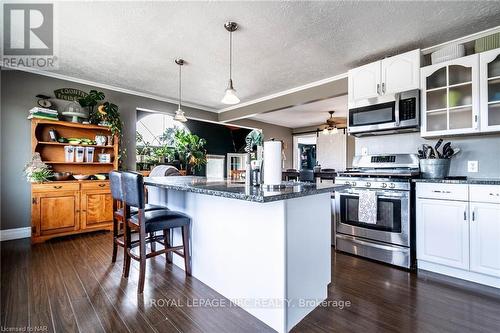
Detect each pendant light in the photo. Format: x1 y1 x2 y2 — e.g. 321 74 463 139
221 21 240 105
174 58 187 122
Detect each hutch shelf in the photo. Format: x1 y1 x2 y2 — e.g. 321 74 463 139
30 118 118 243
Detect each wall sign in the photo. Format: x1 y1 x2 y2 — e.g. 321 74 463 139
54 88 88 101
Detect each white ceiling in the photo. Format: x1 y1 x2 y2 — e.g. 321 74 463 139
42 1 500 110
251 95 348 129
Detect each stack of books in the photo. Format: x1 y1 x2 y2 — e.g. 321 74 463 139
28 107 59 120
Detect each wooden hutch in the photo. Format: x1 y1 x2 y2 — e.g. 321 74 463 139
31 119 118 243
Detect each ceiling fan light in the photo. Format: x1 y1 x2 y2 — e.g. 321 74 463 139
331 127 339 134
174 106 187 122
322 128 329 135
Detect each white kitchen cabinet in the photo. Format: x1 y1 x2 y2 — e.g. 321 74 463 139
421 54 480 137
381 49 421 95
416 183 500 288
469 202 500 277
348 61 381 102
348 49 420 107
480 47 500 132
416 198 469 270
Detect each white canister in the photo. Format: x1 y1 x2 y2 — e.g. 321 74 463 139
98 153 111 163
64 146 75 162
75 146 85 162
85 147 95 163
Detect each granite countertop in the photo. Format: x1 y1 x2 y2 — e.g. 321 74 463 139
413 178 500 185
145 176 348 203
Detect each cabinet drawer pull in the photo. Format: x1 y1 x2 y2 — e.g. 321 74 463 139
99 184 106 187
53 185 63 189
432 190 451 194
489 193 499 197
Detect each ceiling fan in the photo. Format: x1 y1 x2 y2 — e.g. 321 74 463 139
317 111 346 135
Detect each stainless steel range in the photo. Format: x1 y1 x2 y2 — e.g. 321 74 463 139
334 154 419 269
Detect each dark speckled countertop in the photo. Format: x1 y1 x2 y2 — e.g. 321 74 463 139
413 178 500 185
145 176 348 203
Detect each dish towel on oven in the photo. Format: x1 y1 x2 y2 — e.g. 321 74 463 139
358 190 377 224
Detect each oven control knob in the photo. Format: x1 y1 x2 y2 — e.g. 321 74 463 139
382 183 387 188
345 181 351 185
366 182 371 187
352 182 357 186
389 183 396 189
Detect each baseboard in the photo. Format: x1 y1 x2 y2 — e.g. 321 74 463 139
418 260 500 289
0 227 31 241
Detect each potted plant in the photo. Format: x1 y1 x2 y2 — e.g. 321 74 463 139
78 90 105 122
173 129 207 175
23 153 54 183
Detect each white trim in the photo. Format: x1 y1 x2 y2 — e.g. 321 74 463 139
1 66 217 113
418 260 500 289
136 107 259 130
218 73 348 113
0 227 31 242
422 25 500 55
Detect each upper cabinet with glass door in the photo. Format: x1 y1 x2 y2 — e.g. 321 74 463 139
480 48 500 132
420 54 480 137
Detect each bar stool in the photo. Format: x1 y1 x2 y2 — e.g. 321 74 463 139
120 171 191 294
109 171 166 264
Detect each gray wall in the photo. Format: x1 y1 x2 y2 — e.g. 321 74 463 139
356 132 500 177
0 70 292 230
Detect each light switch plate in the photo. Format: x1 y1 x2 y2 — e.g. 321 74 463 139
361 147 368 156
468 160 479 173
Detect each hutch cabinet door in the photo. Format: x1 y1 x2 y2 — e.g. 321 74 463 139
348 61 381 104
32 191 80 235
469 202 500 277
381 49 420 95
81 190 113 229
420 54 480 137
416 198 469 269
479 47 500 132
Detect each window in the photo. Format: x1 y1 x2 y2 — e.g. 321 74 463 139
136 112 188 148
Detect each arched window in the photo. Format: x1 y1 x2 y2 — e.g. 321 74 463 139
136 112 188 148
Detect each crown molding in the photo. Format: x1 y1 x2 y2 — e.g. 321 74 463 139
217 72 348 113
1 66 217 113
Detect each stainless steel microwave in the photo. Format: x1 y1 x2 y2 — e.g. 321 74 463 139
348 89 420 137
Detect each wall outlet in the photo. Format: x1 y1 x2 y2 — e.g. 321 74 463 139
468 160 479 173
361 147 368 156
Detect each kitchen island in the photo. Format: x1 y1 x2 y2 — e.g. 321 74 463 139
145 176 348 333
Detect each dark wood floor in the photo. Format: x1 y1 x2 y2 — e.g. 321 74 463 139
1 232 499 333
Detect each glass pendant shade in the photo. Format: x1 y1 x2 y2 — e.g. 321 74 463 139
331 127 339 134
221 79 240 105
174 106 187 122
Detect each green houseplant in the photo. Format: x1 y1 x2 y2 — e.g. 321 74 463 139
173 129 207 174
23 153 53 183
78 90 105 123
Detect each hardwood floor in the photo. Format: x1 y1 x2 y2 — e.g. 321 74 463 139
1 232 499 333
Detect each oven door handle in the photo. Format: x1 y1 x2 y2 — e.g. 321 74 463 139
337 191 408 199
336 234 407 252
394 92 401 126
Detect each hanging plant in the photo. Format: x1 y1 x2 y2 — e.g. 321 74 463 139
78 90 105 122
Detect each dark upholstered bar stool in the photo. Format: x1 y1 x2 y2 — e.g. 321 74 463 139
120 171 191 294
109 171 166 264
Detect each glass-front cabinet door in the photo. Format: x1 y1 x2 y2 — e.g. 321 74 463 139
421 54 480 137
480 48 500 132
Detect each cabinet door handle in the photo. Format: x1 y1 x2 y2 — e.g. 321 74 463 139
381 82 386 94
53 185 63 189
99 184 106 187
432 190 451 194
463 211 467 221
376 83 381 95
472 210 476 221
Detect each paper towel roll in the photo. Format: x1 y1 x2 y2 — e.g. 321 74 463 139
263 140 282 186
